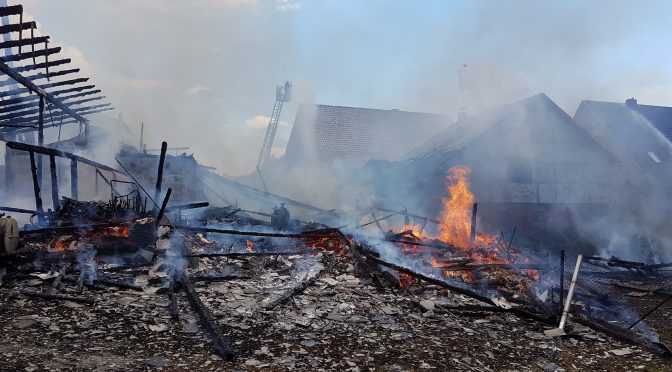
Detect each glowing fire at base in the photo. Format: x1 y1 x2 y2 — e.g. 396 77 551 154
394 166 539 289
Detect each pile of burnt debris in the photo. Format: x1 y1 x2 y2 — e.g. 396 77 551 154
2 145 672 371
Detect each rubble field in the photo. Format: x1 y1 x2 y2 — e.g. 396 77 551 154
2 246 671 372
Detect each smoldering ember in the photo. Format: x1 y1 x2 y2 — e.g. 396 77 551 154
1 3 672 372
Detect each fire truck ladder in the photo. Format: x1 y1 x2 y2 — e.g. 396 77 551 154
256 81 291 191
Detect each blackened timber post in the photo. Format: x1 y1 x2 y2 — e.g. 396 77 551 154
154 141 167 204
36 95 45 189
28 151 44 221
49 155 59 211
469 202 478 243
70 159 78 200
156 187 172 227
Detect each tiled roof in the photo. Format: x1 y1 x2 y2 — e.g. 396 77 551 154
632 103 672 142
400 93 572 181
574 100 672 185
283 104 450 166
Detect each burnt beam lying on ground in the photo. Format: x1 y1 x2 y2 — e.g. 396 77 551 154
20 289 95 305
178 274 235 360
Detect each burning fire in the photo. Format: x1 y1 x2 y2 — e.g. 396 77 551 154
392 166 539 289
51 241 68 252
246 240 254 252
438 166 494 249
400 223 426 239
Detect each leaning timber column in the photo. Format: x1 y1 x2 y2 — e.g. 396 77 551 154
49 154 59 211
28 151 44 222
3 131 14 193
154 141 167 203
36 95 45 189
70 159 78 200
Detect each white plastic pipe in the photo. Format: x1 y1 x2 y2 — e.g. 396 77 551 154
559 254 583 330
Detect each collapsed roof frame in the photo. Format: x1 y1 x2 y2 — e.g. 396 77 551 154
0 3 114 197
5 140 123 220
0 4 113 141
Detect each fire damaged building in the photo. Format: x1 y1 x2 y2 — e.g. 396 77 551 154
282 103 451 167
3 2 672 371
370 93 617 242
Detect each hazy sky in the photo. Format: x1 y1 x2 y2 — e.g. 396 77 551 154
9 0 672 175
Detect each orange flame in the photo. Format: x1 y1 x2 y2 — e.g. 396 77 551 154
439 166 479 248
400 166 539 286
400 223 426 239
246 240 254 252
51 241 68 252
398 272 414 287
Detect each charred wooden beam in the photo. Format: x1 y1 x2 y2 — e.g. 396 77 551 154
37 97 44 191
574 315 672 357
0 21 36 35
13 57 70 73
0 60 89 125
0 97 105 121
176 225 336 239
70 159 78 200
0 89 100 109
0 5 23 17
357 210 401 229
51 84 96 96
0 77 87 98
6 141 120 173
178 274 234 360
185 251 305 258
0 46 60 63
640 261 672 271
0 205 47 215
49 155 59 211
156 188 172 226
94 278 143 291
0 35 48 50
384 237 457 251
165 202 210 213
1 106 113 131
0 68 78 88
21 289 94 305
154 141 167 203
429 263 550 271
377 207 441 225
28 151 43 215
361 252 496 306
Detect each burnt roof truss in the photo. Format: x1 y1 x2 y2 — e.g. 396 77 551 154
0 4 113 137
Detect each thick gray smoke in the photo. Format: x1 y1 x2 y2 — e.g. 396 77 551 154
3 1 671 262
5 0 671 176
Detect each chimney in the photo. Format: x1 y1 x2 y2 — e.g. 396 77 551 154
625 97 638 107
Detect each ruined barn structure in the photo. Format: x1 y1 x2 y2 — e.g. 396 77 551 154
0 4 114 208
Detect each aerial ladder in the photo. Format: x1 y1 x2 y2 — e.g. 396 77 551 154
256 81 292 190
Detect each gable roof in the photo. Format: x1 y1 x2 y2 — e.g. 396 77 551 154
574 99 672 186
629 102 672 142
282 103 450 166
400 93 579 180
